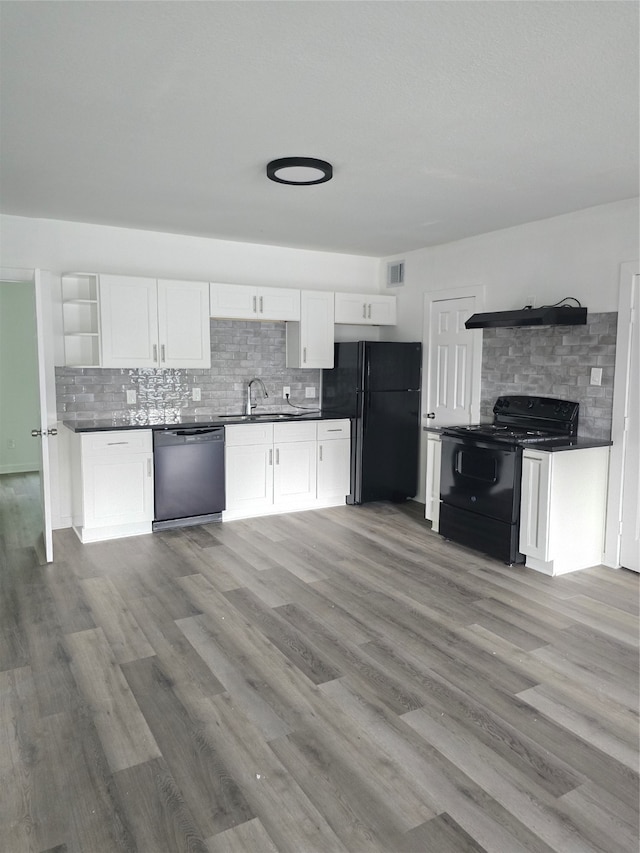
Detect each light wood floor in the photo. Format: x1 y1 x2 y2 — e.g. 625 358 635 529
1 473 638 852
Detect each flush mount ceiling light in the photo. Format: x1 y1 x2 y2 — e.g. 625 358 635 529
266 157 333 185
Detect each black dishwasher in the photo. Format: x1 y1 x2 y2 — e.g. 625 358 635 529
153 427 225 530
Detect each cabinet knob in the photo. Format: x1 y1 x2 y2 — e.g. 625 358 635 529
426 412 436 419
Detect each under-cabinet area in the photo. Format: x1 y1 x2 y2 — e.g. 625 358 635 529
425 431 610 574
65 417 351 542
519 445 610 575
69 429 154 543
224 418 350 520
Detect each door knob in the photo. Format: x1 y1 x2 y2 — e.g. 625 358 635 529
31 429 42 437
47 428 58 436
426 412 436 419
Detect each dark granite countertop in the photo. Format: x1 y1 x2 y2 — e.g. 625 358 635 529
521 438 612 452
422 424 611 452
63 410 339 433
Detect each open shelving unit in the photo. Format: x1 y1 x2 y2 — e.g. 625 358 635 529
62 273 101 366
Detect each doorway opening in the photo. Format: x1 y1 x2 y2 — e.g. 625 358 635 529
0 277 46 561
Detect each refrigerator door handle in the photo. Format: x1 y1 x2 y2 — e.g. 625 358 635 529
361 392 370 432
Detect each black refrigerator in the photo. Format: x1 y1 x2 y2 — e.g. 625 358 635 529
322 341 422 504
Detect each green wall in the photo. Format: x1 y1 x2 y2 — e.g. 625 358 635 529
0 281 40 473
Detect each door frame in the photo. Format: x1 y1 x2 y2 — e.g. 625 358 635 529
604 261 639 568
421 285 485 427
0 266 56 561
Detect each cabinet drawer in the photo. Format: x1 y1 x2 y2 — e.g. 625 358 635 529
317 419 350 440
274 421 317 443
225 422 274 446
81 430 152 455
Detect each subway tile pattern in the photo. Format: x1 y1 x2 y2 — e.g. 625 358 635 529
56 320 321 423
480 312 617 440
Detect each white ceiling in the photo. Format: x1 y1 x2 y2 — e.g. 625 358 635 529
1 1 638 257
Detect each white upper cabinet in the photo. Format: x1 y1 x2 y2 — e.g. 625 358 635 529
100 275 158 368
210 283 300 321
286 290 335 369
100 275 210 369
334 292 396 326
157 279 211 368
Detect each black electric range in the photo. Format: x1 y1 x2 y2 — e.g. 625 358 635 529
438 396 579 563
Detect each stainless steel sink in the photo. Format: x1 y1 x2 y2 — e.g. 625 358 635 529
251 413 298 419
215 412 300 421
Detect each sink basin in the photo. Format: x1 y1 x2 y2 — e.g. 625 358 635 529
215 412 300 421
251 413 298 420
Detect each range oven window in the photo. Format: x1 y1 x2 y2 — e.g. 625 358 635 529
455 447 498 483
439 436 521 525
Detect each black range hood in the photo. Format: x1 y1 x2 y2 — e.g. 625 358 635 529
465 305 587 330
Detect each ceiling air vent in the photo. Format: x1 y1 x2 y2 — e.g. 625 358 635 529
387 261 405 287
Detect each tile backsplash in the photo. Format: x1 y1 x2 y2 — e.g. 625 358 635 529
56 319 321 423
480 312 617 440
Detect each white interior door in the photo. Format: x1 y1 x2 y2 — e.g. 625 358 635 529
619 275 639 571
423 290 483 428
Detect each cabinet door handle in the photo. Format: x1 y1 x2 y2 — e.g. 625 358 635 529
275 448 280 465
303 347 307 363
259 296 263 313
362 303 367 319
107 441 128 446
147 458 152 477
319 445 323 462
161 344 166 363
269 448 273 465
153 344 158 363
367 304 372 319
253 295 257 313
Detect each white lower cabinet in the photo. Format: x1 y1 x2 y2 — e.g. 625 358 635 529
317 420 351 500
224 419 350 520
68 429 154 542
519 446 609 575
424 432 442 532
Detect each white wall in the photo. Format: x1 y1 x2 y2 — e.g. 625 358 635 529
381 199 639 343
0 214 382 528
1 201 636 520
0 282 40 473
381 198 639 503
0 214 380 290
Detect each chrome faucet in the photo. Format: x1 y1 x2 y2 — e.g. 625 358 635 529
246 377 268 414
